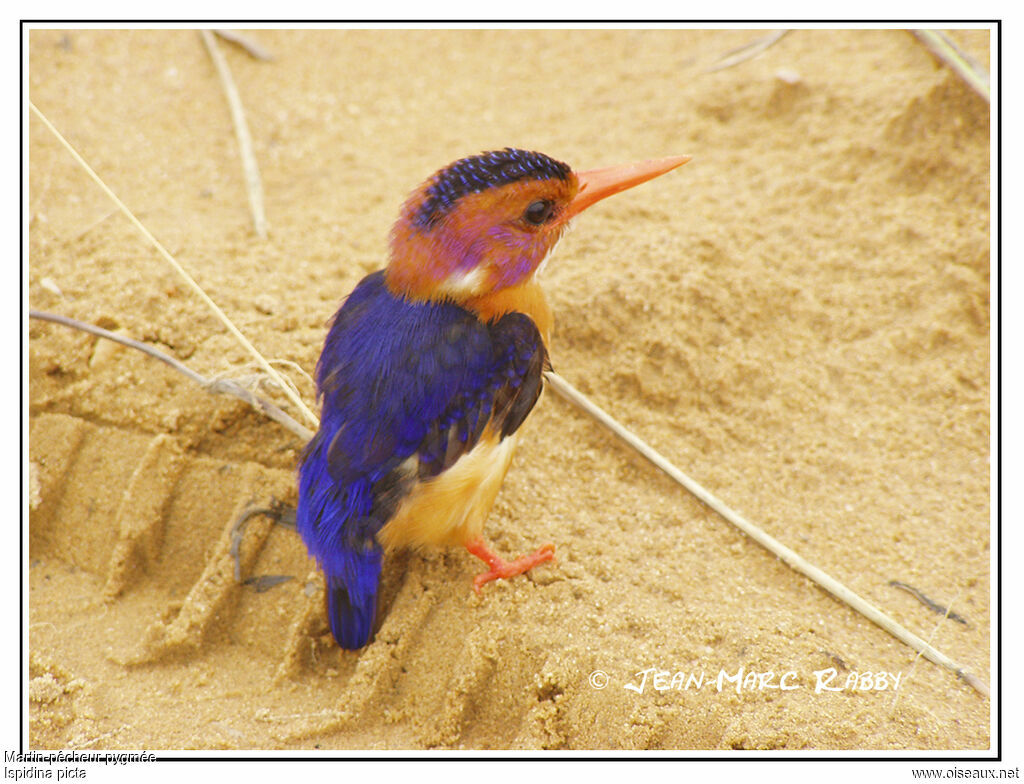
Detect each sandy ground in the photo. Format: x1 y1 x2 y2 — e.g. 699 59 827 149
27 28 991 751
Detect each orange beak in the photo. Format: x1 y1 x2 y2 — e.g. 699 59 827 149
564 155 691 221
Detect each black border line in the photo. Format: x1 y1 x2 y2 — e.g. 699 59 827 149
21 19 1001 763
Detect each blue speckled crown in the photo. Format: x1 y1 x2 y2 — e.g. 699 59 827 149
414 148 571 229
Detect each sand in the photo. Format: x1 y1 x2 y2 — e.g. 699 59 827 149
27 27 991 751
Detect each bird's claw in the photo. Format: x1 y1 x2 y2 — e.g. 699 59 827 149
467 540 556 594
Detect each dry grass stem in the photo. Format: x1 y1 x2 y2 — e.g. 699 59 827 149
28 101 319 429
912 29 991 102
543 370 989 698
705 29 790 73
30 310 315 442
199 28 269 239
213 29 274 61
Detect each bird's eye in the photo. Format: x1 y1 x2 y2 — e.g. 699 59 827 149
523 199 555 226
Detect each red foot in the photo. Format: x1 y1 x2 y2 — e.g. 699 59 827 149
464 538 556 594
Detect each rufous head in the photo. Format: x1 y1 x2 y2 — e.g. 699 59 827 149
386 148 690 302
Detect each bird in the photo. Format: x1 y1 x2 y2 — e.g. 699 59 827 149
296 147 690 649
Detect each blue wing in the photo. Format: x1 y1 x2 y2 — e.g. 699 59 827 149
296 271 547 648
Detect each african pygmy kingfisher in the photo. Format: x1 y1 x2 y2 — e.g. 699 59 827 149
297 148 689 648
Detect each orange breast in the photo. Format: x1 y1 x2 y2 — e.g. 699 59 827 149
377 427 520 550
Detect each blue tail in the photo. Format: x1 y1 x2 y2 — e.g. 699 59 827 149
325 547 382 649
297 431 385 649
